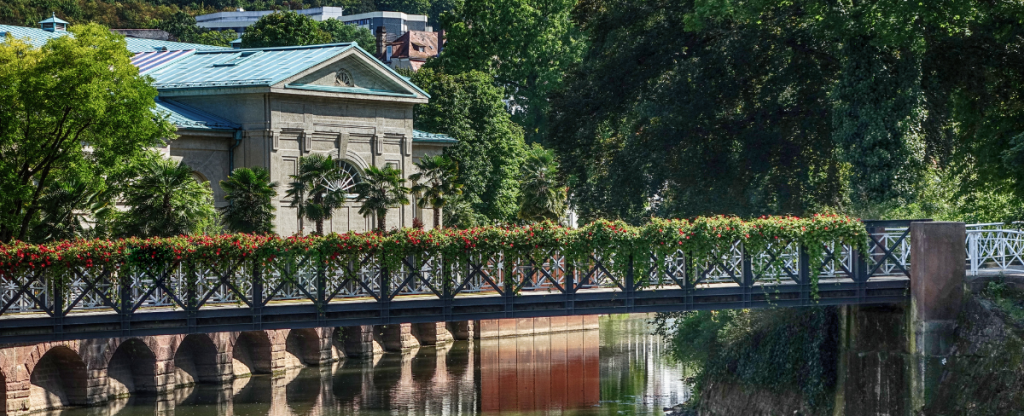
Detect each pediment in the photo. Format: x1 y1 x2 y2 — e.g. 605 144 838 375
279 50 427 100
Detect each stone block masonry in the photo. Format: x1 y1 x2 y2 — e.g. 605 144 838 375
0 328 339 415
474 316 601 339
0 317 594 414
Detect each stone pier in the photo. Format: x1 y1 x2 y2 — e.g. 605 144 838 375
474 316 600 339
835 221 967 415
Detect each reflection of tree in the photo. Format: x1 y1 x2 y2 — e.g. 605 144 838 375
286 368 322 416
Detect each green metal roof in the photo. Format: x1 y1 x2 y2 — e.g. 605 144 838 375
0 24 229 53
146 43 357 90
155 98 239 131
413 130 457 144
39 14 69 25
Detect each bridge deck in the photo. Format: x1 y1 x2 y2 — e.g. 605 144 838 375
0 276 909 344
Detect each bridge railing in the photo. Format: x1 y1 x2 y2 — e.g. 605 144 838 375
0 219 927 319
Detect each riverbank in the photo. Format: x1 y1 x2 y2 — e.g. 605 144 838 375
665 282 1024 415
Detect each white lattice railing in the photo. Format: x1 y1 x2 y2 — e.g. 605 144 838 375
967 226 1024 275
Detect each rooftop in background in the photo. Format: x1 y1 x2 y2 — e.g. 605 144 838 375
195 8 431 39
110 29 173 41
0 18 229 53
379 30 438 72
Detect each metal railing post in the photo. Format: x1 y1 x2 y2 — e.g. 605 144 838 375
380 262 391 325
741 244 753 308
798 245 810 306
625 254 635 313
52 269 64 340
120 266 132 336
252 259 263 330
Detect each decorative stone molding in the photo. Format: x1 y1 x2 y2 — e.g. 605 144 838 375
338 132 349 159
302 130 313 154
402 134 413 157
270 130 280 151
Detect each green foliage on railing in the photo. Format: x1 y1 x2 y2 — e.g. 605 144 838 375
0 214 866 289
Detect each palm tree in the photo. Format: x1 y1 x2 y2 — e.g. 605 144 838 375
353 165 410 232
117 158 219 237
30 175 99 242
285 154 348 235
220 167 279 234
410 155 462 229
518 146 567 223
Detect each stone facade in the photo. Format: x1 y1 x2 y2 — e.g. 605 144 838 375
157 46 449 235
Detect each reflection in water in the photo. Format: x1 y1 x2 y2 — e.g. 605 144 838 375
40 315 690 415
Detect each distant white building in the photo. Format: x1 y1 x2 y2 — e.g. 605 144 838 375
196 7 431 40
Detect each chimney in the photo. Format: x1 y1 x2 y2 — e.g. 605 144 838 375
376 26 387 56
437 28 444 56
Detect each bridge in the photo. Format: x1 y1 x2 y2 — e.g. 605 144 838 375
1 219 1017 415
4 218 1014 344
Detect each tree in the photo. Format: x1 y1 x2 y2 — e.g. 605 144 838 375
376 0 431 15
0 23 174 243
220 167 278 234
410 154 462 229
28 174 99 242
517 145 565 223
411 68 526 226
159 11 238 47
241 11 331 48
353 166 410 232
429 0 582 143
285 154 347 235
319 19 377 53
115 157 219 238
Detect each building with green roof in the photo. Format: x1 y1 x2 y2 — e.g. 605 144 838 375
136 43 455 234
3 17 456 234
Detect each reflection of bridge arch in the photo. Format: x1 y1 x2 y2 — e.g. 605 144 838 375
286 367 323 416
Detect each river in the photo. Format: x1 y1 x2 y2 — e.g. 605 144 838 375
41 315 689 415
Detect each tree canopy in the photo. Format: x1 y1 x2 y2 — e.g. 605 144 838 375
412 68 527 226
241 11 331 48
430 0 581 143
0 23 174 242
319 19 377 53
547 0 1024 223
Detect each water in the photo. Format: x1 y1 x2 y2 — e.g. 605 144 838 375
46 315 690 415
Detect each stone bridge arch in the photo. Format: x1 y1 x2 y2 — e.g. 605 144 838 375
173 334 225 386
232 331 273 377
1 363 7 416
28 345 88 411
285 328 322 367
105 338 158 398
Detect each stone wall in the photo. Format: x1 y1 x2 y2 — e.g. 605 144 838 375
1 317 600 414
0 328 337 415
475 316 601 339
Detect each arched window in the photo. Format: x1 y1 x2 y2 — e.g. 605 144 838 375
314 160 363 198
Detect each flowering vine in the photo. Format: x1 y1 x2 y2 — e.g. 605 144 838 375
0 215 866 298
